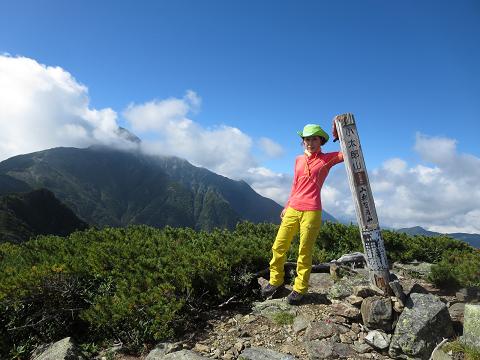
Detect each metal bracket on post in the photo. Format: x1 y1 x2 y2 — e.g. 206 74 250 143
334 113 392 294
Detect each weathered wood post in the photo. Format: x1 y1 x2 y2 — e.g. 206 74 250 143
334 113 392 294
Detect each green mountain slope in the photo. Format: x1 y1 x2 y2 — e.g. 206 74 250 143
0 188 88 243
0 174 31 196
0 147 337 230
0 147 275 230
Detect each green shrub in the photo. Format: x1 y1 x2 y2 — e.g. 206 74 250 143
0 221 478 358
429 249 480 289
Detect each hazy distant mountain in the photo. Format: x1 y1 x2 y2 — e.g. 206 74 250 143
397 226 480 249
0 147 335 230
0 188 88 244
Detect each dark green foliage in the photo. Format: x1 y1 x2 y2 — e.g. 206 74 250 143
0 221 478 359
0 189 88 244
429 250 480 288
0 224 273 357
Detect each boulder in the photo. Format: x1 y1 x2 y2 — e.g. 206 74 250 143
329 301 361 320
31 337 84 360
305 338 356 359
361 296 393 331
240 346 296 359
303 321 349 341
462 304 480 349
389 293 454 360
145 342 183 358
328 275 370 300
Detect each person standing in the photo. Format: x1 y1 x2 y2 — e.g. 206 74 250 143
262 122 343 305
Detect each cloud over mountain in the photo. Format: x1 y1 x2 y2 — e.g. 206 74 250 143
0 55 134 161
1 55 478 233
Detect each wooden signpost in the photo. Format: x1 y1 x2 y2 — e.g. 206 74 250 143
334 113 392 294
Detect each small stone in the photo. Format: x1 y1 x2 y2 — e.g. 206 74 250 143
234 341 244 352
213 349 221 358
353 341 372 354
351 323 361 334
448 302 465 324
339 333 354 344
194 343 210 353
364 330 391 350
292 315 309 333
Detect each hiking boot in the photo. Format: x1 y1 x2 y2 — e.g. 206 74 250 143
261 283 283 298
286 290 304 305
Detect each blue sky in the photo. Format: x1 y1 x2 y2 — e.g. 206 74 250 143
1 0 479 233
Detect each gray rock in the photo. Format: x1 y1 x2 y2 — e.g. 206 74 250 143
145 349 208 359
448 302 465 324
304 321 349 341
361 296 393 331
292 315 310 333
329 301 361 320
309 272 335 291
305 338 356 359
388 293 454 360
328 275 370 300
353 341 372 354
463 304 480 349
32 337 84 360
240 346 296 359
252 299 294 318
364 330 391 350
146 342 183 358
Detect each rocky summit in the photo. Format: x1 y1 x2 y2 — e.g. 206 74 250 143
32 260 479 360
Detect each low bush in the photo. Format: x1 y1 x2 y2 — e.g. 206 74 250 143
0 221 478 358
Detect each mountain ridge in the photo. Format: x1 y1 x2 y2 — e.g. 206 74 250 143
0 188 88 243
397 225 480 248
0 147 336 231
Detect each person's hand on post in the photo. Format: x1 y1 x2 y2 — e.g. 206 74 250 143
332 119 339 142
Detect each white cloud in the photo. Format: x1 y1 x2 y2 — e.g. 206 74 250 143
258 137 284 158
1 55 478 234
124 92 259 178
123 93 294 205
245 167 291 205
0 55 135 161
323 133 480 233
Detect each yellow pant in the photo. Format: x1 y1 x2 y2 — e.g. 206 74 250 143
269 207 322 294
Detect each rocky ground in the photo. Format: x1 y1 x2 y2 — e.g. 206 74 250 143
34 262 479 360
